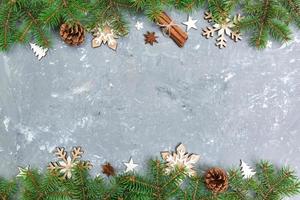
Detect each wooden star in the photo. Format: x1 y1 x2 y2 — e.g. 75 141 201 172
144 31 158 45
124 158 138 173
182 16 198 31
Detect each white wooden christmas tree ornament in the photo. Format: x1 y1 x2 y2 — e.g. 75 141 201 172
240 160 256 179
30 43 48 60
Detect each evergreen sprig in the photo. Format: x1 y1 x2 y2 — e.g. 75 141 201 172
0 177 17 200
39 0 89 27
17 0 51 48
117 159 186 199
19 169 72 200
1 0 300 50
0 0 19 51
253 161 300 199
6 159 299 200
239 0 292 48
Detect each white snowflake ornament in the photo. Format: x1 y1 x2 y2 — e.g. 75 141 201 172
266 40 272 48
30 43 48 60
240 160 256 179
202 12 242 49
135 21 144 30
48 147 92 179
161 143 200 177
91 25 118 51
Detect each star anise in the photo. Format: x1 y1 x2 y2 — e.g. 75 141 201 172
102 162 116 177
144 31 158 45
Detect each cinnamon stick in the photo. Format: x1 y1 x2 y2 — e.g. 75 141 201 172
155 12 188 47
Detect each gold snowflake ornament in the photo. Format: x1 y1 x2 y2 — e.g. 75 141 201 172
161 144 200 177
91 25 118 51
202 12 242 49
48 147 92 179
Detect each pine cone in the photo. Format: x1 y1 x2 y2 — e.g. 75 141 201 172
59 23 85 46
205 167 229 193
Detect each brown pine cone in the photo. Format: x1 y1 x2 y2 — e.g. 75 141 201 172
205 167 229 193
59 22 85 46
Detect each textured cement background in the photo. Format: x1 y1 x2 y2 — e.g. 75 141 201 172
1 10 300 195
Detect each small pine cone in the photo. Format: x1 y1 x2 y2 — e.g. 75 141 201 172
59 22 85 46
101 162 115 177
205 167 229 193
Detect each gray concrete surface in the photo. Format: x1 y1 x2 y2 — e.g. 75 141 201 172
0 11 300 198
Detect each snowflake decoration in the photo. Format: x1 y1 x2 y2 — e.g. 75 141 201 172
266 40 272 48
91 25 118 51
16 166 30 178
202 11 242 49
240 160 256 179
135 21 144 30
48 147 92 179
161 143 200 177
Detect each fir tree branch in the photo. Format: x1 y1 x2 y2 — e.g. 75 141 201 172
240 0 292 48
227 169 251 199
191 177 200 199
0 178 17 200
161 169 185 189
279 0 300 27
207 0 231 22
257 0 271 47
2 159 300 199
20 10 50 47
0 0 18 50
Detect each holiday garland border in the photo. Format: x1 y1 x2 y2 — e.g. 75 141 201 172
1 0 300 53
1 143 299 199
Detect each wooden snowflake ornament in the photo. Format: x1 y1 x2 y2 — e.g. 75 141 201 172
30 43 48 60
48 147 92 179
240 160 256 179
202 12 242 49
161 143 200 177
91 25 118 51
16 166 30 178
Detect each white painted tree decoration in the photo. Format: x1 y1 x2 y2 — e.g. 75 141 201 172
240 160 256 179
30 43 48 60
